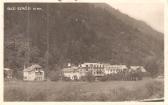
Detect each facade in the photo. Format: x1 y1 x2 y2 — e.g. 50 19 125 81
23 64 45 81
4 68 13 80
62 63 146 80
62 66 82 80
80 63 105 76
130 66 146 72
104 64 128 75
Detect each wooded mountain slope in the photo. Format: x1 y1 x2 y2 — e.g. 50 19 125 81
4 3 164 75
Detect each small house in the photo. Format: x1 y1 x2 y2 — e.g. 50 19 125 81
4 68 13 80
130 66 146 72
62 66 81 80
23 64 44 81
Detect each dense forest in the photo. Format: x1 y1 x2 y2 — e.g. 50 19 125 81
4 3 164 77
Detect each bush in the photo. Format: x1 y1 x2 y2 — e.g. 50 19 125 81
62 77 71 81
97 76 108 81
145 60 159 78
85 71 95 82
48 70 60 81
80 76 87 81
15 71 23 80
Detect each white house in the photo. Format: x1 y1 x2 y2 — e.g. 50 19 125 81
62 66 82 80
23 64 45 81
4 68 13 80
130 66 146 72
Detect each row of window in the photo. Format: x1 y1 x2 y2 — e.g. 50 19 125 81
35 77 43 80
85 64 126 68
64 68 124 74
92 71 103 75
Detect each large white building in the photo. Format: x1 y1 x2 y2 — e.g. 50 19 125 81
23 64 45 81
80 63 105 76
62 62 147 80
62 63 130 80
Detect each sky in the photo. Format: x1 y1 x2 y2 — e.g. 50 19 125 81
107 0 164 33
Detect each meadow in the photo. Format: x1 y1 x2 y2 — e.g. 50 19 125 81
4 78 164 101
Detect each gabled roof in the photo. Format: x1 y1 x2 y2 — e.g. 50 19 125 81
23 64 42 72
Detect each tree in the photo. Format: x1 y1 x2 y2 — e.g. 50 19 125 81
85 71 95 82
48 70 61 81
145 61 159 78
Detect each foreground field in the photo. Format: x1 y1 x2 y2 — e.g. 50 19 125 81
4 78 164 101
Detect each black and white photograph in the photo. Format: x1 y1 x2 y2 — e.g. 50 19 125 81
3 0 165 102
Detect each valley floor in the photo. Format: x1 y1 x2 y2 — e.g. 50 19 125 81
4 78 164 101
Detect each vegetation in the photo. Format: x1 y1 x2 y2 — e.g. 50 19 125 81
82 71 95 82
4 3 163 79
96 70 143 81
4 79 164 101
48 70 61 81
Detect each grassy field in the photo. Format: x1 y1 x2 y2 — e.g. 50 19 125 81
4 78 164 101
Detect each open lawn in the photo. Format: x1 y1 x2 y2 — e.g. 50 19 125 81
4 78 164 101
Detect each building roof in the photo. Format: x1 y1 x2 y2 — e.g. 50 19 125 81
23 64 42 72
130 66 146 72
4 68 12 71
81 62 104 67
62 66 81 73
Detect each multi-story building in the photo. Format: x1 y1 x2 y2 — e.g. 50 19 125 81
23 64 45 81
80 63 105 77
62 63 146 80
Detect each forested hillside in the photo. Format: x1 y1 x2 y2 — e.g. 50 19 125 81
4 3 164 76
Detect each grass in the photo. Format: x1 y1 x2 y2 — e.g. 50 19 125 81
4 78 164 101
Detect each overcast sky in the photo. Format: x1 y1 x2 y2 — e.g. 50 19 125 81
107 0 164 33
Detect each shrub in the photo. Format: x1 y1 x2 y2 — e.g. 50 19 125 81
145 59 159 78
85 71 95 82
80 76 87 81
48 70 60 81
97 75 108 81
62 77 71 81
15 71 23 80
